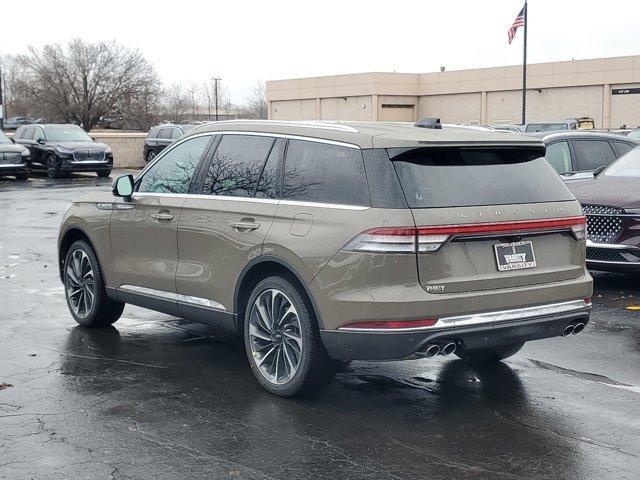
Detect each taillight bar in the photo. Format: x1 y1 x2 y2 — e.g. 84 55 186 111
343 216 586 254
417 216 586 236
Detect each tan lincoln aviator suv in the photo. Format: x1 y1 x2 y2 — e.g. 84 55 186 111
58 119 593 396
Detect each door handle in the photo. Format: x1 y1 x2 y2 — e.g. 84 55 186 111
151 212 174 221
230 220 260 231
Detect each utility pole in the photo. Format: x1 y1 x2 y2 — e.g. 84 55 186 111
211 77 221 121
0 56 4 131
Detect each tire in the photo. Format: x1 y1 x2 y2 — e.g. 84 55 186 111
63 240 124 327
46 154 61 179
15 173 29 181
455 342 525 363
244 276 336 397
97 169 111 178
146 150 156 162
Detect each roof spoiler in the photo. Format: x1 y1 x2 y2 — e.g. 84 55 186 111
414 118 442 129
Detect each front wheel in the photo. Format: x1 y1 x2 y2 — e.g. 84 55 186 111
244 276 336 397
46 154 61 179
63 240 124 327
455 342 525 363
146 150 156 162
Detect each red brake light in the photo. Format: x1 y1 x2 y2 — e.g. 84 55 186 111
343 217 586 255
417 216 586 236
340 318 438 331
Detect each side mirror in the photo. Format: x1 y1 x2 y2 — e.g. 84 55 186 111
593 165 606 178
37 138 45 145
112 174 134 201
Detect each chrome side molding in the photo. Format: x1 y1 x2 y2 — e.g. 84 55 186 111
119 285 226 311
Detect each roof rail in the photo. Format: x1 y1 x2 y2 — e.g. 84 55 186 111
414 118 442 129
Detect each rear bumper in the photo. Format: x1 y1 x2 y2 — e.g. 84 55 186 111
320 300 591 361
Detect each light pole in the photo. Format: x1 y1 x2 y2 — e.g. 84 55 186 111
0 56 4 131
210 77 221 121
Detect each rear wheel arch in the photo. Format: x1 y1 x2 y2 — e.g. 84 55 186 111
234 256 325 335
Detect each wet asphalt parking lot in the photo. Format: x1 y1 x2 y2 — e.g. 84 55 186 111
1 172 639 480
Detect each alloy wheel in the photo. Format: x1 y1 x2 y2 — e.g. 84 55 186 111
65 249 95 318
248 288 303 385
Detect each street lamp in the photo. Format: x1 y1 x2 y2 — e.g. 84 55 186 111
210 77 221 121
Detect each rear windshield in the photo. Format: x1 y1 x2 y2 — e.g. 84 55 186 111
525 123 569 132
604 146 640 178
389 147 574 208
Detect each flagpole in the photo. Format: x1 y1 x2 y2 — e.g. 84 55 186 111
521 0 528 125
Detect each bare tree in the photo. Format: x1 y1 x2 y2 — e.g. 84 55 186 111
161 83 190 123
246 81 267 119
14 38 161 131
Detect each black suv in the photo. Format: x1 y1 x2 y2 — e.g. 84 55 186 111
143 124 196 162
0 130 30 180
14 124 113 179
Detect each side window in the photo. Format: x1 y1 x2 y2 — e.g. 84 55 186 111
612 141 636 157
32 128 45 142
137 136 210 194
147 127 159 139
21 127 35 140
159 128 173 139
171 128 182 140
572 140 616 171
545 141 572 174
255 138 285 199
283 140 369 206
201 134 275 197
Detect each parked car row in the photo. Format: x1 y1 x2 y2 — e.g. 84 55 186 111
0 124 113 180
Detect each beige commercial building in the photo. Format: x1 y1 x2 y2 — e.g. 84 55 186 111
266 55 640 129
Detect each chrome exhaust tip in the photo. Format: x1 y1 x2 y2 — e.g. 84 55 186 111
563 324 575 336
418 344 440 358
441 342 457 356
572 322 585 335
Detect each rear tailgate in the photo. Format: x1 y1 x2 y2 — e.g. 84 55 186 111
411 204 585 293
389 146 586 294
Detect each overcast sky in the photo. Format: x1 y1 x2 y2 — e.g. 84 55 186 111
2 0 639 103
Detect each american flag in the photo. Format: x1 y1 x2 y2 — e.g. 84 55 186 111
508 6 525 44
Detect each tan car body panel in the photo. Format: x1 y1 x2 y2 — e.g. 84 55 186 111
108 194 184 294
177 196 278 312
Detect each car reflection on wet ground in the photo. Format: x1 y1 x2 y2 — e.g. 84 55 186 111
1 173 639 479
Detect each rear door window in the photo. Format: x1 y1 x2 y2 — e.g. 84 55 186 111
545 141 572 174
159 128 173 139
283 140 369 206
171 128 182 140
572 140 616 171
612 140 636 157
390 147 573 208
20 127 35 140
201 134 275 197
